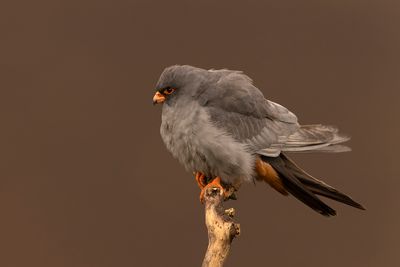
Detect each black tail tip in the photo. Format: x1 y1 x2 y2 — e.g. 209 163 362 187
320 202 366 217
320 208 337 217
354 203 366 211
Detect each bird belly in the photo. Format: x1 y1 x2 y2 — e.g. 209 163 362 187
160 101 255 185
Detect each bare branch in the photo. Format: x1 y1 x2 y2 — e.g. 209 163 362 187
202 187 240 267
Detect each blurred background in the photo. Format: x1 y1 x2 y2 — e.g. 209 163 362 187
1 0 399 266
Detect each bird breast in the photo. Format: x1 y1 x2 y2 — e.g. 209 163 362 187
160 100 255 185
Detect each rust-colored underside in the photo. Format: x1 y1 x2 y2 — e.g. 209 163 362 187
255 158 288 195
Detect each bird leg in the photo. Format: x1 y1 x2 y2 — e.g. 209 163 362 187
194 172 237 203
199 177 235 204
195 171 208 189
200 177 224 204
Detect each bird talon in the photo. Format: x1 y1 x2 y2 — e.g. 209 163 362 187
199 177 231 203
195 172 208 189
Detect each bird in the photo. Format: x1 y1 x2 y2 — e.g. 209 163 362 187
152 65 364 216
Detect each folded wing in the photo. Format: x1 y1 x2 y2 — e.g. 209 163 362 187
200 70 349 156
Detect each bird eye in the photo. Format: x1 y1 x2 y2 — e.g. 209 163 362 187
163 87 175 95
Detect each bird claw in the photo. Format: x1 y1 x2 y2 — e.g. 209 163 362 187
228 192 237 200
199 177 234 204
195 172 208 189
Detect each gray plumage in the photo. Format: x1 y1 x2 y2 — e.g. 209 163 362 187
157 65 348 184
155 65 364 216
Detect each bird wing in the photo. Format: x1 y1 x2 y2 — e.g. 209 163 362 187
281 124 351 153
198 70 299 156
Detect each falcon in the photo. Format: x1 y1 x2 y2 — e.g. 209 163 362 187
153 65 364 216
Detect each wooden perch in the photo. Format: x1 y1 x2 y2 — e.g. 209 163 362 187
202 187 241 267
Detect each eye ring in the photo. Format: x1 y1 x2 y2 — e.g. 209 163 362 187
163 87 175 95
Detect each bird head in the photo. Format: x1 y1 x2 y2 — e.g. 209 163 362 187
153 65 207 105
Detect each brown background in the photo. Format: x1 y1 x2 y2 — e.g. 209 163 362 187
1 0 399 266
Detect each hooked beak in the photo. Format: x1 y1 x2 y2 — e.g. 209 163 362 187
152 91 165 105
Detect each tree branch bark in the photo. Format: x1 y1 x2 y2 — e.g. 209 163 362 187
202 187 240 267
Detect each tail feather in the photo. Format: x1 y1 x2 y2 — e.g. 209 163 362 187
281 154 365 210
263 155 337 216
261 154 365 216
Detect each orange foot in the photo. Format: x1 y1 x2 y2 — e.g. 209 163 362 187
199 177 230 204
194 172 207 189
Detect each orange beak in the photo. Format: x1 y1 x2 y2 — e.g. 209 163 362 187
153 91 166 105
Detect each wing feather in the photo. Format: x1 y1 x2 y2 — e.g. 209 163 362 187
199 70 299 155
196 69 350 156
